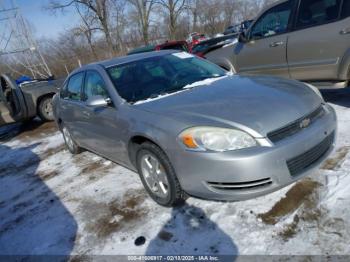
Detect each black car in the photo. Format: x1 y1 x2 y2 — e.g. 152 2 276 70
0 74 63 126
191 33 237 58
223 20 254 35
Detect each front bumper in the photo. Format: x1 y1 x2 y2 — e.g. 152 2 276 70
170 104 337 201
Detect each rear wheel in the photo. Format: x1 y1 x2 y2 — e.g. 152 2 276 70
61 123 81 154
136 142 187 207
38 96 54 121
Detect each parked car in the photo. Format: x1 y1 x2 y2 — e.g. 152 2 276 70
186 33 208 49
223 20 254 35
191 33 238 58
53 50 336 207
205 0 350 88
127 40 190 55
0 74 63 127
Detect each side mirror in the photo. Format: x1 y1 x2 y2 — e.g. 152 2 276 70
238 32 248 43
86 95 111 107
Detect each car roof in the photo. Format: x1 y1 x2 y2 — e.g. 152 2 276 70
84 50 178 70
256 0 289 16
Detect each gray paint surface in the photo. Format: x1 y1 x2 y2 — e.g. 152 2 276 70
205 0 350 83
53 50 337 201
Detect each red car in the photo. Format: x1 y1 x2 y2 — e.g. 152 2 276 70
186 33 207 49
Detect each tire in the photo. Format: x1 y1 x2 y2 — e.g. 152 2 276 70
38 96 54 121
136 142 187 207
61 123 81 154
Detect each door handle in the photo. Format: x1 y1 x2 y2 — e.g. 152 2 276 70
269 41 284 47
82 111 90 117
340 29 350 35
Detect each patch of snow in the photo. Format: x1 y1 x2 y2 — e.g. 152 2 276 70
1 94 350 256
133 75 228 105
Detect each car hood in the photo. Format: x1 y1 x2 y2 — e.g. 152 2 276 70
134 75 322 137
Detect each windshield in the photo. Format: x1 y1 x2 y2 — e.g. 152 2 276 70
107 53 226 103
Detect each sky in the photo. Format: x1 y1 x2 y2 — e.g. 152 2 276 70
14 0 80 39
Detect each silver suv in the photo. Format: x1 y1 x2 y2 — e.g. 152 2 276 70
205 0 350 88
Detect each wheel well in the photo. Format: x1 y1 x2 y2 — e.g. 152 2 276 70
36 93 55 112
128 136 160 167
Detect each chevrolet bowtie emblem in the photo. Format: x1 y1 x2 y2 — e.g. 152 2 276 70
300 118 311 129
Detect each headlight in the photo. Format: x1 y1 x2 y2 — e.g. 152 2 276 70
305 83 323 100
179 126 257 152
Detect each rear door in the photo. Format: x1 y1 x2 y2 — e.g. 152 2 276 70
287 0 349 81
234 1 293 77
59 72 86 142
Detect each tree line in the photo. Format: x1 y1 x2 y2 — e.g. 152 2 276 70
0 0 276 78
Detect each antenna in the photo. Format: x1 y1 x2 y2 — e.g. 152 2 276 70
0 0 52 78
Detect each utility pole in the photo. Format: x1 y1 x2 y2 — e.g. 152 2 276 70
0 0 52 78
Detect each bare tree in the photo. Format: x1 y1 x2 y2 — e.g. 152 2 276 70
222 0 237 27
187 0 200 32
128 0 156 45
48 0 116 55
73 3 100 59
155 0 187 39
110 0 128 53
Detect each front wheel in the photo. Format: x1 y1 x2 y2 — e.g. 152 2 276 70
61 123 81 154
136 142 187 207
38 96 54 121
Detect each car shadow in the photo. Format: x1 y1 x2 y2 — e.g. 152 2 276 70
146 203 238 260
0 143 77 258
321 88 350 108
0 119 57 143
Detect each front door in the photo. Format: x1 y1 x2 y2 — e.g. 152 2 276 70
0 75 26 126
80 70 128 164
234 1 293 78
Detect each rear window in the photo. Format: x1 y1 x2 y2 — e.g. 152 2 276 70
296 0 342 29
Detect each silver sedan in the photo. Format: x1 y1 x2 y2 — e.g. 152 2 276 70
53 50 337 207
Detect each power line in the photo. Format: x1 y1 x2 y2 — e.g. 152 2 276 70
0 0 52 78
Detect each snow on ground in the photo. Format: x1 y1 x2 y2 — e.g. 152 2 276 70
1 89 350 257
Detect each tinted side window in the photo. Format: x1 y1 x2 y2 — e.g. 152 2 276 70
60 82 68 98
341 0 350 18
250 2 292 39
296 0 342 29
83 71 109 101
66 73 84 101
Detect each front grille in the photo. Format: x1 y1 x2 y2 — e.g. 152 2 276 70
207 177 272 191
268 105 325 143
287 132 334 177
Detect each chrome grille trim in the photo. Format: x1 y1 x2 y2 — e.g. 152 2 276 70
267 105 325 143
287 132 334 177
207 177 272 191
